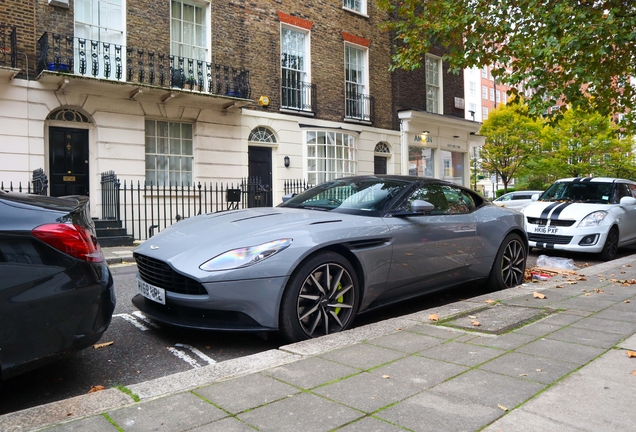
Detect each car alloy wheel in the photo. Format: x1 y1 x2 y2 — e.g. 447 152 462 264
280 252 359 342
599 227 619 261
486 233 527 291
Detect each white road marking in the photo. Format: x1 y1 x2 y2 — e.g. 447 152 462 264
113 313 150 331
132 311 161 328
175 343 216 365
167 347 201 368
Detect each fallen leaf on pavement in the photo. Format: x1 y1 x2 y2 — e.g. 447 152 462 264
577 277 588 281
519 373 528 377
631 370 636 376
469 315 477 319
625 300 631 304
396 327 403 331
382 374 390 379
88 385 105 393
485 299 496 304
93 341 114 349
536 369 542 372
533 292 546 299
556 285 564 288
585 293 591 296
471 320 481 326
498 404 508 411
429 314 439 322
594 289 605 294
627 351 636 358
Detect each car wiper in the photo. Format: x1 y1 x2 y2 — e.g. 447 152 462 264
297 205 331 211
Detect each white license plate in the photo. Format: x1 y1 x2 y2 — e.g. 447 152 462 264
137 278 166 305
533 226 561 235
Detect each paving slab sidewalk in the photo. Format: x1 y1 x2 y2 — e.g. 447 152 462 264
1 253 635 432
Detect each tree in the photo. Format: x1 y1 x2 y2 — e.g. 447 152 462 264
377 0 636 128
479 101 544 193
541 108 635 178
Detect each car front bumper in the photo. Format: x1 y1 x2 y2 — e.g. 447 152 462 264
526 223 610 254
132 275 289 332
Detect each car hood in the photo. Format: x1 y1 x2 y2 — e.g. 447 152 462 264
523 201 608 222
135 207 389 279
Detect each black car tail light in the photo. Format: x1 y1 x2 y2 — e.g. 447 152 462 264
32 223 105 263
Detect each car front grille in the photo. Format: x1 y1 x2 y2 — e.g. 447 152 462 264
134 253 207 296
528 234 573 245
527 217 575 227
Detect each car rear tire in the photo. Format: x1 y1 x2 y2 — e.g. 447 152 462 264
599 227 619 261
279 252 360 343
485 233 527 292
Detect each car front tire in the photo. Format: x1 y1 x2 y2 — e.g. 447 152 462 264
599 227 619 261
279 252 360 343
485 233 527 292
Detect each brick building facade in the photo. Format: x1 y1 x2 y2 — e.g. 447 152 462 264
0 0 480 233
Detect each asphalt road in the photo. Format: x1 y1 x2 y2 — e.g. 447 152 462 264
1 245 634 415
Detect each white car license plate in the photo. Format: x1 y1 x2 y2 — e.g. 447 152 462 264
533 226 561 235
137 278 166 305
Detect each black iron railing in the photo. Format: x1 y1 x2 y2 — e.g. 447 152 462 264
1 168 48 195
0 25 17 69
345 84 374 122
101 171 120 220
283 179 314 196
281 77 316 113
100 177 271 240
36 32 251 98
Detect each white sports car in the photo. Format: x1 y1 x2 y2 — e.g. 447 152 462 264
523 177 636 260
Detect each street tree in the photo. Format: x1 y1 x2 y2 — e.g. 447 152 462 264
479 101 544 193
377 0 636 128
541 108 635 179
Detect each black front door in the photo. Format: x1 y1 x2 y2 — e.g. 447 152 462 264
49 127 89 197
248 146 272 207
374 155 387 174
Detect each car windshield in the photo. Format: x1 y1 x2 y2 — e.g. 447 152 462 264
279 177 410 214
539 181 613 204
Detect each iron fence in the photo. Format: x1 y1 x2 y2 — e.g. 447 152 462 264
345 84 374 122
115 177 271 240
1 169 48 195
283 179 314 196
36 32 251 98
0 24 17 69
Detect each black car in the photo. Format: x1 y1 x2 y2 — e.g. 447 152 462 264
0 191 115 379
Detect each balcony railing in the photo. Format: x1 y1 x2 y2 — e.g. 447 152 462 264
345 85 374 123
281 77 316 113
36 32 250 99
0 24 17 68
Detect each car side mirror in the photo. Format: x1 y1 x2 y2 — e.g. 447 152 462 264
531 194 540 201
411 199 435 214
619 196 636 206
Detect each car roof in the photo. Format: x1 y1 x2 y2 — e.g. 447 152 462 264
554 177 636 185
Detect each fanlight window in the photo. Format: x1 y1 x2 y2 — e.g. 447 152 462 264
249 127 277 143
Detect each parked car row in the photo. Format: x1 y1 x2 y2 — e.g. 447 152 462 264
3 175 636 378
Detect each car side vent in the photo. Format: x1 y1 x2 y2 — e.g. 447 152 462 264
345 238 391 250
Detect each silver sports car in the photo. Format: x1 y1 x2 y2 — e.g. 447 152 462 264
133 175 527 342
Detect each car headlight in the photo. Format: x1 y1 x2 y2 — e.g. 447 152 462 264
199 239 292 271
578 211 608 227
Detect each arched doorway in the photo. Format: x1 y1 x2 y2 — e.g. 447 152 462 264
47 108 92 197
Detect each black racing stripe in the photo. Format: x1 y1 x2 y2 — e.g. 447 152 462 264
549 202 572 220
540 202 561 219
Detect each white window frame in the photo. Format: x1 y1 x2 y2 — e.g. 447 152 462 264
425 55 442 114
344 43 370 120
74 0 126 79
481 67 488 78
170 0 210 62
145 120 194 186
490 88 495 101
502 92 507 104
469 81 477 97
305 130 357 185
482 107 489 120
496 90 501 103
281 25 312 111
482 85 488 100
343 0 367 15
